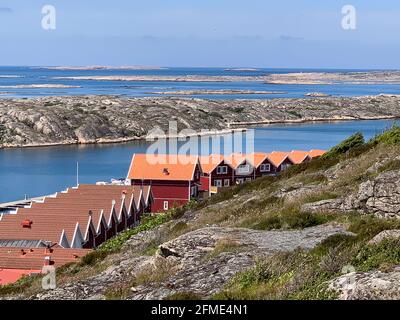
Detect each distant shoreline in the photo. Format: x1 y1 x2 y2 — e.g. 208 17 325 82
1 94 399 150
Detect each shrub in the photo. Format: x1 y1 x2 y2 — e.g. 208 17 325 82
322 133 365 159
371 125 400 146
352 239 400 272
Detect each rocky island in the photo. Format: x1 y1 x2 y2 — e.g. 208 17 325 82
53 70 400 84
152 89 285 95
1 94 400 148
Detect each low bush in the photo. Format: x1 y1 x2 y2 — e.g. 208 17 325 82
322 132 365 159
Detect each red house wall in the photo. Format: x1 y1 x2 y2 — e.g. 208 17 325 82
209 161 235 187
131 180 190 212
254 159 277 178
231 159 256 184
200 176 210 191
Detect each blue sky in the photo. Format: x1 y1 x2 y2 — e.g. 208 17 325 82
0 0 399 68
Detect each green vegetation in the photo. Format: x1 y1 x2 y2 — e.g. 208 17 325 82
214 213 400 300
322 132 365 160
0 274 40 296
371 124 400 146
80 204 189 266
377 159 400 173
352 239 400 272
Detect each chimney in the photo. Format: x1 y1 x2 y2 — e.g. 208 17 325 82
21 219 33 228
44 245 53 254
44 256 51 266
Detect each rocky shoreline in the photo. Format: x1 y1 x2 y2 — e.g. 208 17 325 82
1 94 400 149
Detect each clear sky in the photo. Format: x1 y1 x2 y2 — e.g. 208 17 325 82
0 0 399 68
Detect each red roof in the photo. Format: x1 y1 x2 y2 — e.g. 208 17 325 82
0 185 151 248
0 269 41 286
0 247 90 270
0 247 89 285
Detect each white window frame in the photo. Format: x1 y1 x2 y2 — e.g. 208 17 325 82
216 166 228 175
224 179 230 187
163 201 169 211
237 164 250 174
260 163 271 172
214 179 223 187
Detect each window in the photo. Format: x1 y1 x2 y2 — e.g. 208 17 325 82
246 178 252 182
214 180 222 187
281 163 292 170
191 186 197 196
260 163 271 172
236 178 244 184
163 201 169 210
216 166 228 174
224 179 230 187
237 164 250 174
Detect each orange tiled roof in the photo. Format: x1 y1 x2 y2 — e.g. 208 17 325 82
199 155 225 174
267 151 291 167
224 153 248 169
247 153 269 168
289 151 311 164
309 149 326 158
127 154 199 181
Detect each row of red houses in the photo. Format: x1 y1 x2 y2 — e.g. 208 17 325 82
127 150 325 212
0 149 324 285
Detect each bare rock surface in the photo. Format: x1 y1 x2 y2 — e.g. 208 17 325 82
1 95 400 148
31 224 350 300
302 169 400 219
368 230 400 245
330 266 400 300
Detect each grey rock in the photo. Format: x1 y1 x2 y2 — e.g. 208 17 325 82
30 224 350 300
329 267 400 300
368 230 400 245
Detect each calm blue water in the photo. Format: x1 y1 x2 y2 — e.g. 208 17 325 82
0 119 396 203
0 66 399 99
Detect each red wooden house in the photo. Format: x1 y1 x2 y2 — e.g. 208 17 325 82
199 155 235 196
127 154 202 212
